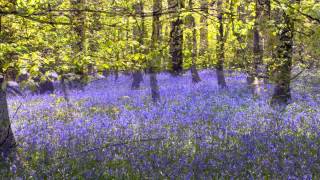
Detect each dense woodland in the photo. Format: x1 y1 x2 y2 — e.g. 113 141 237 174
0 0 320 178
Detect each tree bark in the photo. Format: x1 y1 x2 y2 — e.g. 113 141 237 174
149 70 160 102
131 71 143 90
231 2 250 77
70 0 86 54
216 0 227 88
250 0 265 95
271 1 296 107
149 0 162 102
0 3 21 171
70 0 87 89
0 77 16 159
0 0 17 159
168 0 184 75
61 75 70 103
186 0 201 83
131 1 145 90
88 0 101 53
199 0 209 64
114 68 119 82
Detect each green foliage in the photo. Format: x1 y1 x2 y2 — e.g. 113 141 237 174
1 0 319 77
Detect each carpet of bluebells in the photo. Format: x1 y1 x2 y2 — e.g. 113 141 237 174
4 70 320 178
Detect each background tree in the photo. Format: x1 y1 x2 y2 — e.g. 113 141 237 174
149 0 162 102
131 1 145 90
0 0 17 163
185 0 201 83
70 0 87 89
215 0 227 88
249 0 266 95
168 0 184 75
271 0 298 106
0 76 16 158
199 0 209 67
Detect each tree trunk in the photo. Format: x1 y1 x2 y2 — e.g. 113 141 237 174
114 68 119 82
70 0 86 54
88 0 101 53
0 3 21 171
61 75 70 103
250 0 264 96
131 1 145 89
149 0 162 102
70 0 87 88
271 11 294 107
0 3 17 157
199 0 209 66
216 0 227 88
168 0 184 75
271 0 298 107
0 4 16 158
0 77 16 159
149 70 160 102
186 0 201 83
131 71 143 90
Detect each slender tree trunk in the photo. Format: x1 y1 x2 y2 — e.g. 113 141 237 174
70 0 86 55
131 71 143 90
186 0 201 83
231 3 250 77
190 26 201 83
70 0 87 89
114 68 119 82
216 0 227 88
131 1 145 90
149 71 160 102
0 77 16 158
87 3 101 78
168 0 184 75
199 0 209 67
0 16 2 33
250 0 264 95
88 0 101 53
61 75 70 103
149 0 162 102
271 7 295 107
0 1 17 161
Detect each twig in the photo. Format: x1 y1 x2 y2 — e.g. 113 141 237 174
12 103 23 120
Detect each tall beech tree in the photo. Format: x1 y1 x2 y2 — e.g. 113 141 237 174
216 0 227 88
70 0 87 89
131 1 145 90
249 0 265 95
185 0 201 83
0 76 16 158
0 0 17 163
199 0 209 66
271 0 297 106
168 0 184 75
149 0 162 102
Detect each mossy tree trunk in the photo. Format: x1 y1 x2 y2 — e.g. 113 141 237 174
249 0 265 95
185 0 201 83
149 0 162 102
168 0 184 75
271 0 296 107
131 1 145 90
199 0 209 67
70 0 87 89
0 77 16 159
216 0 227 88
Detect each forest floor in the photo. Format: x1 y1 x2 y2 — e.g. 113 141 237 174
5 70 320 178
